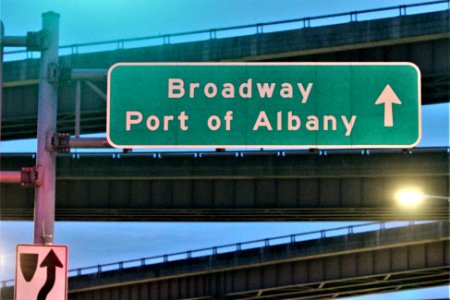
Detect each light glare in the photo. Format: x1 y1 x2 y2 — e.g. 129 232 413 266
396 188 425 207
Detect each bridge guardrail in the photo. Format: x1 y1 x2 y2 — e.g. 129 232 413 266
3 0 450 61
0 221 433 287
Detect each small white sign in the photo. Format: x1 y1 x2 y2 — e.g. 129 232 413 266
15 244 68 300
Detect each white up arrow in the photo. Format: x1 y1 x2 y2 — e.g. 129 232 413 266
375 84 402 127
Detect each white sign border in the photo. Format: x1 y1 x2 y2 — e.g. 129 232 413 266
15 244 68 300
106 62 422 149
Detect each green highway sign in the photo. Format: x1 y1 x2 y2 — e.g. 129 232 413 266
107 63 421 149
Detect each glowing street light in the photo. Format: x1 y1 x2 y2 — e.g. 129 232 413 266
395 188 450 208
395 188 424 207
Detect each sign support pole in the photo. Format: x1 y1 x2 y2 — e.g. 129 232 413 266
34 11 59 245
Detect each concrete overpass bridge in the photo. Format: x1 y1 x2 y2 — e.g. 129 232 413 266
1 221 449 299
1 148 449 221
2 2 449 140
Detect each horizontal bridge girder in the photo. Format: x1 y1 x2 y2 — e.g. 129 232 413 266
1 149 448 221
1 10 449 140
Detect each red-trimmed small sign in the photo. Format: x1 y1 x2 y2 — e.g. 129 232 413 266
15 244 68 300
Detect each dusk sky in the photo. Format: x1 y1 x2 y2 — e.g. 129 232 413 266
1 0 449 299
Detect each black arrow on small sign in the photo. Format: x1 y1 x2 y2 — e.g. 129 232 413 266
37 249 63 300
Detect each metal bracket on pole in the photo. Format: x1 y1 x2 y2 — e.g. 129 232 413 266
20 167 40 187
47 63 60 84
26 30 48 51
51 132 71 152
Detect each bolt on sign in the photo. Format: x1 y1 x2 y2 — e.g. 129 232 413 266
107 63 421 149
15 244 68 300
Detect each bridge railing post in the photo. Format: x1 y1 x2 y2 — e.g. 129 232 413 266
290 234 296 243
303 17 311 28
75 80 81 137
348 226 354 234
256 24 263 34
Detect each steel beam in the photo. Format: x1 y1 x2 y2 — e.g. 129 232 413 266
0 171 21 183
71 69 107 81
0 149 448 221
1 36 27 47
69 138 111 148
